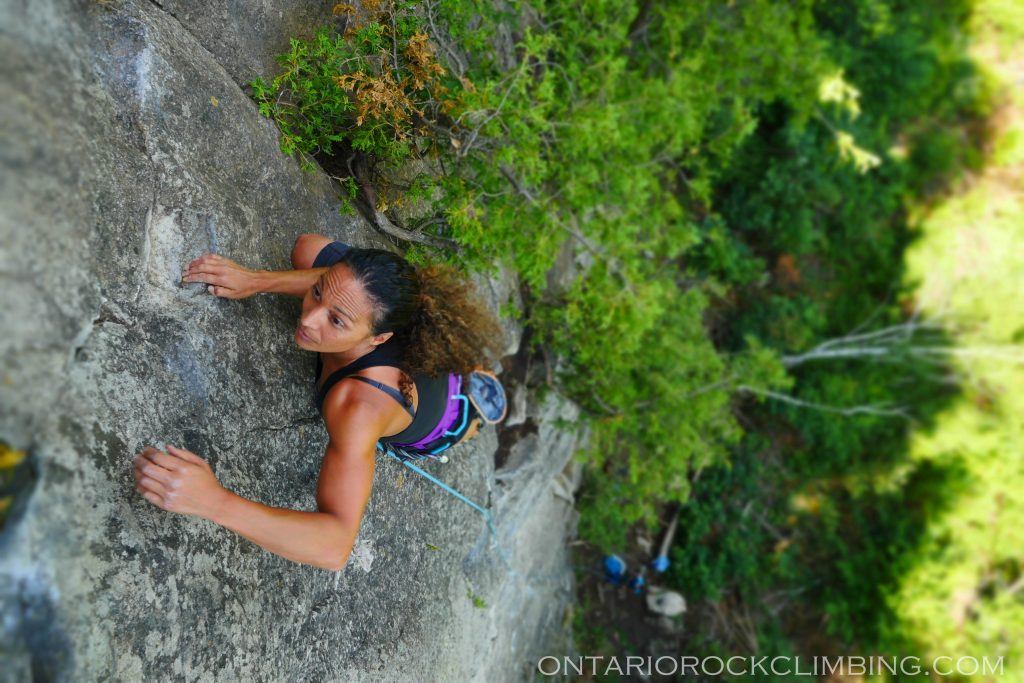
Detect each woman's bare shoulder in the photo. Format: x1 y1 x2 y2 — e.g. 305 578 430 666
320 383 390 447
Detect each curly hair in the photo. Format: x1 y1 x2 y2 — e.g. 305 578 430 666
330 247 506 402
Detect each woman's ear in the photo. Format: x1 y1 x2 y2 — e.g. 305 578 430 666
373 331 394 346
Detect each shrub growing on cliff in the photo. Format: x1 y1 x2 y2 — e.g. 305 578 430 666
250 1 471 196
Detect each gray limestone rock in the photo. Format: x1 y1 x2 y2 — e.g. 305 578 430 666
152 0 341 91
0 0 582 680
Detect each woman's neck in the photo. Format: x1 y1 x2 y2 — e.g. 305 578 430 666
321 341 385 370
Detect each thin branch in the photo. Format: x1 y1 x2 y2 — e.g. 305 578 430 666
389 1 400 75
756 511 785 541
349 164 460 251
369 207 459 251
782 318 948 367
452 108 493 126
804 318 942 353
909 345 1024 364
782 346 901 366
587 391 620 417
412 216 449 232
457 67 523 158
682 375 738 400
846 294 897 339
558 218 606 264
812 107 839 135
1006 575 1024 598
498 163 537 203
423 0 465 78
737 384 915 421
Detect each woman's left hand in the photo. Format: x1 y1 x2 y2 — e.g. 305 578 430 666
182 253 260 300
133 445 228 521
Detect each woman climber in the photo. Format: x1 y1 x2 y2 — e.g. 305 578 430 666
132 234 507 571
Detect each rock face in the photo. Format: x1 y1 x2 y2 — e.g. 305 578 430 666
0 1 583 680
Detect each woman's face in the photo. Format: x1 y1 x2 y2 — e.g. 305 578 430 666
295 263 391 352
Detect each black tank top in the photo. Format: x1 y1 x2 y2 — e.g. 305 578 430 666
314 343 449 444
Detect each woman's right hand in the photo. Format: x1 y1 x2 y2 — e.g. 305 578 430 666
182 253 261 300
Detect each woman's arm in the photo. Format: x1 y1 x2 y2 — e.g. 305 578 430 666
215 389 386 570
251 267 328 298
211 491 354 571
133 445 359 571
182 253 326 299
134 388 389 571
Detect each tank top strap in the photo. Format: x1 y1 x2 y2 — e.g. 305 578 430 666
347 375 416 418
314 343 406 414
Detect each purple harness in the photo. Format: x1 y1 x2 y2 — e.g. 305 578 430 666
388 373 469 452
315 349 474 461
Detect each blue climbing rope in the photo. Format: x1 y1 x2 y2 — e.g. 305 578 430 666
379 445 579 587
384 449 490 517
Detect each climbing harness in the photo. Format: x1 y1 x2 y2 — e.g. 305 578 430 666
381 370 503 462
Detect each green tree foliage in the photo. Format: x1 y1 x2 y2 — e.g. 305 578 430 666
662 0 999 658
427 0 837 547
252 0 1009 663
251 0 838 551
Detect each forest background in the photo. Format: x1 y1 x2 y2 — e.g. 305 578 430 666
234 0 1022 678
